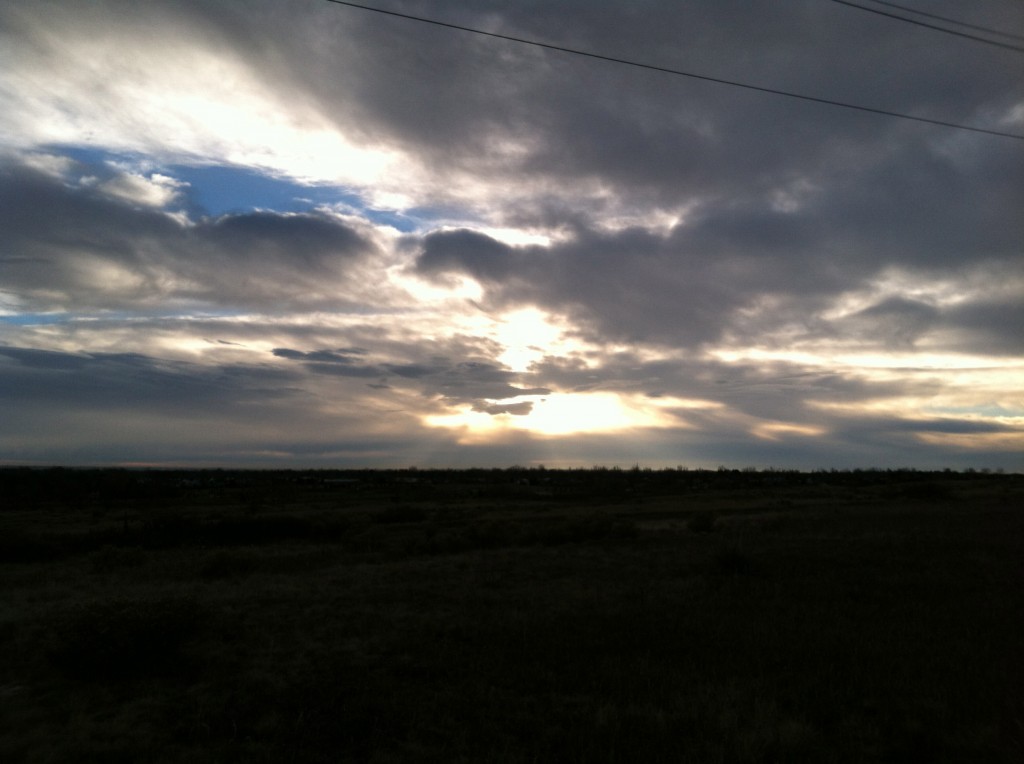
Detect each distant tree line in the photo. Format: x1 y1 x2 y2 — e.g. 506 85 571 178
0 465 1015 509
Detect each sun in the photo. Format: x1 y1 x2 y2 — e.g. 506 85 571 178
491 308 566 372
424 391 705 442
519 393 667 435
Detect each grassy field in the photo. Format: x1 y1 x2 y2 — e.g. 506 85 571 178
1 468 1022 762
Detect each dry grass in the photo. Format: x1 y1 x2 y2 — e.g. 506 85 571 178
1 469 1022 762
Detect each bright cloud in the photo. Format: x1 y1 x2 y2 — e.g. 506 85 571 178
98 171 187 207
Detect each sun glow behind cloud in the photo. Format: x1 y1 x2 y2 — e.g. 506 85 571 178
425 392 704 441
751 422 827 440
492 308 568 372
1 18 406 192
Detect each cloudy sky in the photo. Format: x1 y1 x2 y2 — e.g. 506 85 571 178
1 0 1022 469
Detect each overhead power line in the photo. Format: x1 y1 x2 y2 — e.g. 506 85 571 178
864 0 1024 42
826 0 1024 52
322 0 1024 141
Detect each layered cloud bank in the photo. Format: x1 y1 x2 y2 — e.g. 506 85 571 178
1 0 1021 468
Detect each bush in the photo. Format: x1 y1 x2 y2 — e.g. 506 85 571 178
0 527 62 563
526 515 637 546
895 482 954 502
199 550 258 580
139 510 203 548
47 596 207 681
205 514 314 545
373 505 428 524
687 511 718 533
708 545 754 576
90 544 146 574
411 528 473 555
759 514 790 533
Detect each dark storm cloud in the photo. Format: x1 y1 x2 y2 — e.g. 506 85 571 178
48 0 1014 211
271 348 452 380
473 401 534 416
526 350 940 437
939 298 1024 355
0 346 91 371
201 212 367 266
0 345 298 412
417 229 515 282
804 414 1022 470
271 345 550 411
425 226 705 349
870 417 1016 435
338 0 1022 354
0 341 484 467
272 348 365 364
8 1 1022 340
0 160 377 311
299 0 1021 196
328 0 1021 255
839 297 940 349
428 360 551 403
808 143 1023 272
415 225 738 346
414 217 1021 353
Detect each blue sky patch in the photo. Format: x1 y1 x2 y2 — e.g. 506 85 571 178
0 313 70 326
170 164 348 216
42 145 422 230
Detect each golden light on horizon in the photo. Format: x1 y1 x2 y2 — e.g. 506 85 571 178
751 422 827 440
916 431 1024 451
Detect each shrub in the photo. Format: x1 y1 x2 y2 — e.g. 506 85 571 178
687 511 718 533
0 527 62 563
708 545 754 576
528 515 637 546
759 515 790 533
47 596 207 681
373 505 428 524
470 519 521 548
199 550 257 580
896 482 953 502
139 510 203 548
413 528 473 555
90 544 146 574
205 514 314 545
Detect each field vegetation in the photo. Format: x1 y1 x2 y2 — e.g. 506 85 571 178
1 467 1021 762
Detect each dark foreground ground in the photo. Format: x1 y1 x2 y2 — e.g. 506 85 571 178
1 467 1022 762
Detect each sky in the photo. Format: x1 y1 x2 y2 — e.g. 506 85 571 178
1 0 1022 470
